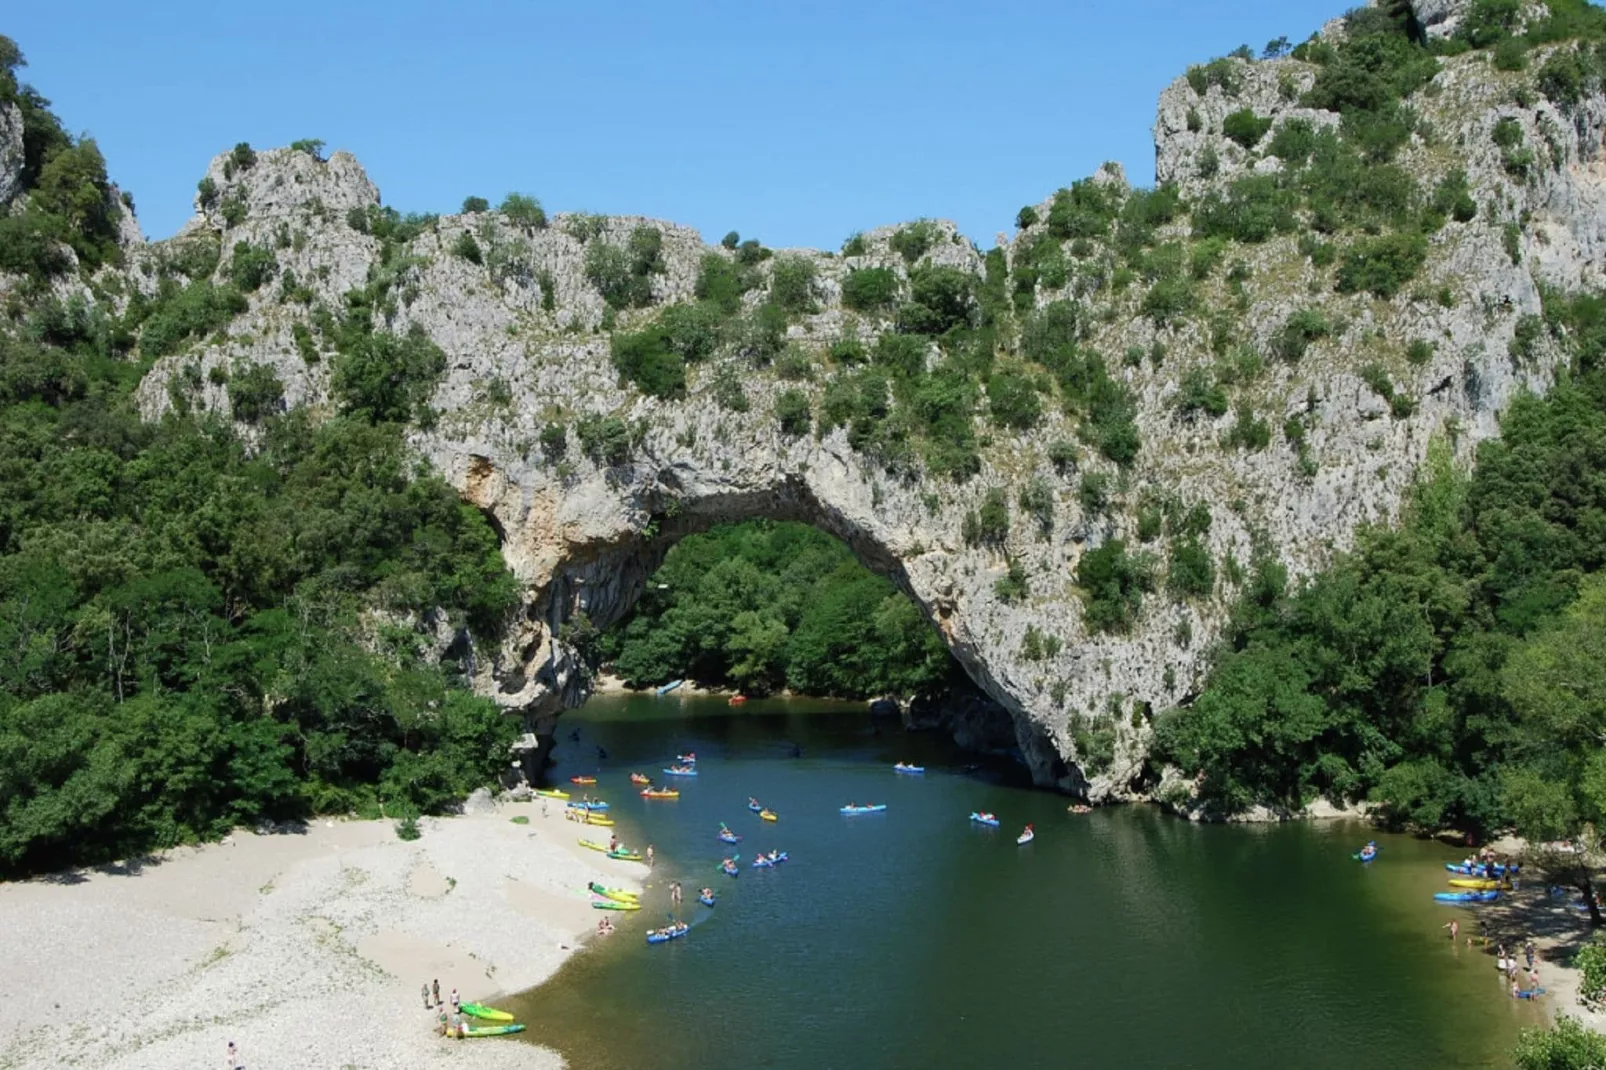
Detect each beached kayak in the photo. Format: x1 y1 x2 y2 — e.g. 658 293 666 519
1435 890 1500 903
656 680 684 696
641 788 680 799
566 801 610 812
584 815 615 826
753 852 789 868
699 892 716 907
969 812 1000 827
570 776 597 785
588 882 638 904
1449 878 1502 890
461 1002 514 1022
457 1024 526 1038
1446 862 1512 875
840 804 888 815
609 849 643 861
893 763 925 774
534 789 570 800
591 899 641 911
760 810 778 822
646 924 690 944
663 767 698 777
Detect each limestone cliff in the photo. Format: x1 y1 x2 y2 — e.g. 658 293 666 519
90 2 1606 798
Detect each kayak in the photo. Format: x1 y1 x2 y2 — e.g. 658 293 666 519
677 753 697 764
748 802 764 812
1449 878 1502 890
630 773 651 785
840 804 888 815
590 899 640 911
570 776 597 785
753 852 789 868
1517 988 1548 1000
1353 849 1379 862
588 881 638 903
584 815 615 826
719 856 740 878
718 831 741 844
969 812 1000 827
566 801 610 812
1017 830 1036 845
729 695 748 705
578 838 612 853
1435 890 1500 903
893 763 925 774
760 810 778 822
646 924 690 944
534 789 570 800
641 788 680 799
699 892 716 907
460 1002 514 1022
663 767 698 777
458 1024 526 1038
656 680 684 696
608 849 643 861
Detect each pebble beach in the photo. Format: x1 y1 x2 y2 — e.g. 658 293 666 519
0 796 643 1070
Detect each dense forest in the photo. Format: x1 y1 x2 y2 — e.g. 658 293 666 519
603 521 960 700
0 41 520 876
1155 288 1606 861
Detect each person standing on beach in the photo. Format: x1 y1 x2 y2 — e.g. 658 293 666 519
451 987 460 1012
647 844 655 868
421 981 431 1008
226 1040 242 1069
432 979 440 1006
1525 940 1536 970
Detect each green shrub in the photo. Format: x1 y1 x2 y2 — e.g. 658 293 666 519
1223 404 1271 451
396 817 421 841
1537 47 1589 107
994 559 1029 603
499 192 547 230
221 242 274 294
1077 540 1153 633
711 364 749 412
539 423 567 463
1267 119 1320 165
829 338 867 365
28 140 123 270
197 175 219 209
1046 180 1120 241
969 488 1010 546
1222 109 1273 148
452 232 483 265
461 196 489 214
1016 205 1039 229
1142 278 1195 326
1430 169 1478 224
1274 309 1332 362
775 388 812 436
1406 339 1435 366
584 241 650 309
1174 367 1229 419
289 138 326 160
1186 57 1242 96
227 363 284 423
841 267 899 312
987 369 1043 430
735 239 769 266
1019 476 1055 536
1192 175 1298 244
694 253 754 316
1048 440 1078 474
721 231 740 250
1513 1016 1606 1070
1335 232 1429 298
140 280 248 357
1079 471 1111 516
219 196 247 228
1510 313 1544 364
1168 537 1216 598
1493 36 1529 71
769 255 818 315
840 232 867 256
330 324 447 423
576 414 636 466
898 266 977 336
890 220 940 263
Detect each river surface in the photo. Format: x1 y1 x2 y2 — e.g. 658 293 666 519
507 694 1543 1069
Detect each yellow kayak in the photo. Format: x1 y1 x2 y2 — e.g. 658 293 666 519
579 838 611 853
1448 878 1502 890
589 881 639 903
760 810 778 822
585 815 615 826
535 789 570 800
641 789 680 799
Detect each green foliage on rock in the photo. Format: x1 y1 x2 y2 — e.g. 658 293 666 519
1077 540 1154 634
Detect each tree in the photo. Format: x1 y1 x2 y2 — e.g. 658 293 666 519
498 192 546 230
1513 1017 1606 1070
461 196 489 214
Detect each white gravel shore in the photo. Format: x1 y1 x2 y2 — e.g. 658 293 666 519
0 797 647 1069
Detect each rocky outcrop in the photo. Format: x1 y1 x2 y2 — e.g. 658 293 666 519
117 16 1606 801
0 101 23 209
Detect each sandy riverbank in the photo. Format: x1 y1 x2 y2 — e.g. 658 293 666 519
0 797 649 1070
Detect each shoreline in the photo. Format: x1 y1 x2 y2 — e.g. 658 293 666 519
0 797 649 1070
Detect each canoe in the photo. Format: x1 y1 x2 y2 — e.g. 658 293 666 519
699 893 716 907
641 788 680 799
969 812 1000 827
460 1002 514 1022
590 899 641 911
1434 890 1500 903
760 810 778 822
585 815 615 826
656 680 684 696
458 1024 526 1038
893 763 925 774
753 852 789 868
630 773 651 785
840 804 888 815
1449 878 1502 890
569 776 597 785
646 925 690 944
588 881 638 904
534 789 570 800
663 767 698 777
748 802 764 813
1017 830 1036 845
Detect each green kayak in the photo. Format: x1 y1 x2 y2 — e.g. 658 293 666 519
459 1023 526 1038
460 1001 514 1022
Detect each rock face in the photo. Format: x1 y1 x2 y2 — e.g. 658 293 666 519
115 18 1606 799
0 101 23 209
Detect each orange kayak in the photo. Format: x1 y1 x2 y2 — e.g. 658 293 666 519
570 776 597 785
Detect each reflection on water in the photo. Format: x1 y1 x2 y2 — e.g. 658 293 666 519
507 694 1540 1070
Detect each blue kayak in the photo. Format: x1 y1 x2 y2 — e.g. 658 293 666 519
893 764 925 775
1446 862 1512 876
747 802 763 812
566 801 609 812
646 924 689 944
1435 890 1500 903
753 852 789 868
663 767 698 777
1517 987 1547 1000
969 812 1000 827
1353 850 1379 862
840 804 887 815
717 830 741 844
655 680 684 696
698 893 716 907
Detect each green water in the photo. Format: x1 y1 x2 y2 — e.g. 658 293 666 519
508 695 1543 1069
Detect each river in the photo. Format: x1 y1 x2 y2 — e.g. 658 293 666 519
506 694 1543 1069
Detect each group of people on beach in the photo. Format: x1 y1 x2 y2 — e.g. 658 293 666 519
596 915 615 936
421 979 473 1037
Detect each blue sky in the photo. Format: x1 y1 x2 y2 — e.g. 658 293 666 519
10 0 1347 247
